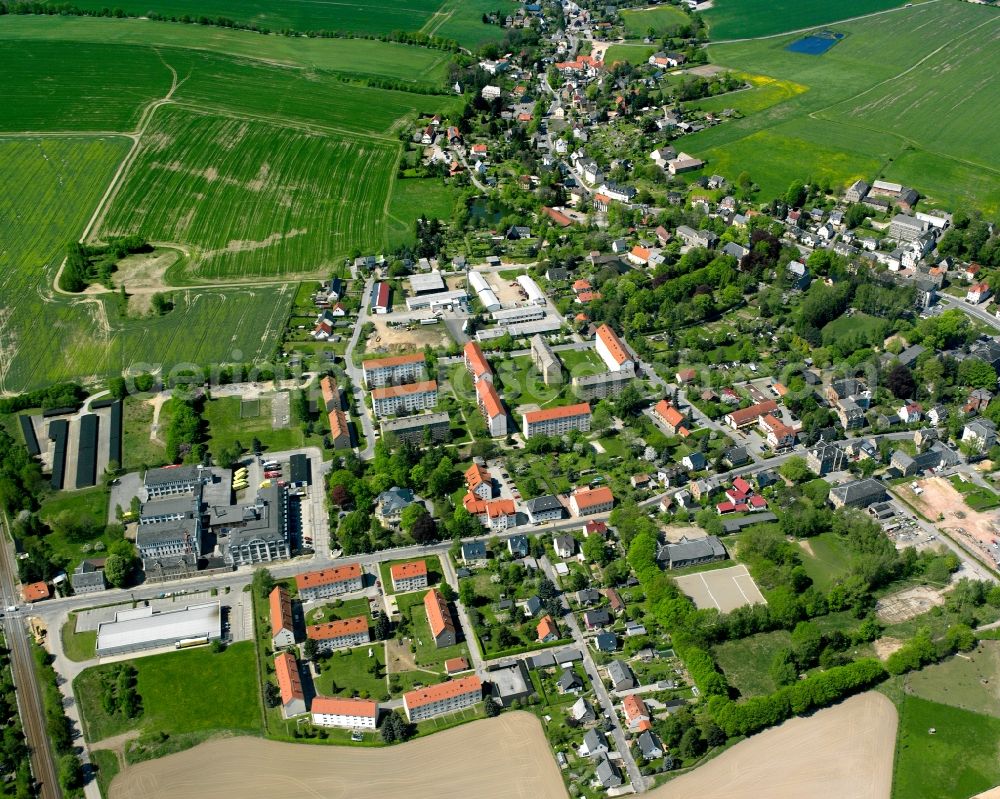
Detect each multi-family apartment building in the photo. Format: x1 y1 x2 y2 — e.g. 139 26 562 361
569 486 614 516
295 563 364 601
379 412 451 445
403 676 483 722
268 586 296 648
424 588 457 648
311 696 379 729
522 403 592 438
306 615 371 653
361 353 426 388
390 560 428 592
371 380 438 418
594 324 634 372
463 341 493 383
476 379 507 436
530 334 562 384
275 652 307 718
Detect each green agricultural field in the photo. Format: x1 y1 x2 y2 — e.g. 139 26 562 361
702 0 907 40
621 5 691 37
98 105 396 280
905 641 1000 718
0 17 453 82
75 642 261 746
604 43 657 66
424 0 519 46
0 39 173 131
685 72 808 116
891 695 1000 799
686 2 1000 211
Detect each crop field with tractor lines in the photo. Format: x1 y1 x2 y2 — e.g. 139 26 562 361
97 105 397 280
687 2 1000 212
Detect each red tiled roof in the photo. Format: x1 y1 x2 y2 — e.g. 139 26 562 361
537 614 557 641
371 380 437 400
726 400 778 426
21 581 49 602
595 324 631 366
476 380 505 419
465 463 491 491
306 616 369 641
445 657 469 674
362 352 425 370
275 652 304 705
653 399 684 428
390 560 427 581
320 376 339 407
523 402 591 424
269 586 293 639
630 245 650 261
295 563 362 590
328 408 349 441
404 676 482 709
311 696 378 717
572 486 614 509
543 206 573 227
464 341 492 379
462 493 515 517
577 291 602 302
623 694 648 721
424 588 455 639
573 279 592 292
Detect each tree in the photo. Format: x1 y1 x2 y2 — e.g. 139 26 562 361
264 681 281 708
103 552 131 588
790 621 823 668
884 363 916 399
411 512 438 545
958 358 998 390
372 614 391 641
769 648 798 686
108 376 128 400
678 726 705 760
779 456 811 484
400 504 429 536
303 638 319 660
485 698 502 717
251 567 276 599
784 180 806 209
582 534 608 566
58 754 83 791
439 582 456 602
427 457 454 497
380 710 410 744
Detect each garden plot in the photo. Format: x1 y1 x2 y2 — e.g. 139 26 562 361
675 564 767 613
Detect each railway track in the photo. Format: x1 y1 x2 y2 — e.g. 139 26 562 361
0 514 61 799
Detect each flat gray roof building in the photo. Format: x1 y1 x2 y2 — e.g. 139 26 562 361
96 602 221 655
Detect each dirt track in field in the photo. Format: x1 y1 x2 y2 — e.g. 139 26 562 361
110 712 567 799
649 692 896 799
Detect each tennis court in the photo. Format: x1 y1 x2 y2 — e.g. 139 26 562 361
675 564 767 612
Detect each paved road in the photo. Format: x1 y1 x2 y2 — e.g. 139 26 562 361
0 512 62 799
940 294 1000 332
539 555 645 791
343 276 376 460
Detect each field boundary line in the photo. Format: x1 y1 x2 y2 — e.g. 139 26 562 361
706 0 941 44
167 100 401 144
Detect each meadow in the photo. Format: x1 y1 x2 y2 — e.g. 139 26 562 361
685 73 807 116
0 16 454 82
702 0 907 40
621 5 691 37
98 104 396 279
74 642 262 746
685 2 1000 211
604 43 657 66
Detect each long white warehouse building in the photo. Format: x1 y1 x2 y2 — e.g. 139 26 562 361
517 275 546 306
468 271 501 312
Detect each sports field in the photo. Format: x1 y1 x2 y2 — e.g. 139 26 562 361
98 105 396 280
703 0 906 41
108 713 565 799
674 564 767 613
687 3 1000 213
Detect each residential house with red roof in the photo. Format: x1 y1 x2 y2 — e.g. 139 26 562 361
275 652 307 717
390 560 428 593
425 589 457 648
537 614 558 642
569 486 614 517
476 379 507 437
268 586 296 649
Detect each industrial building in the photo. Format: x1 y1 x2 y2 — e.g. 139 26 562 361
516 274 546 306
95 602 222 656
468 271 501 312
492 305 547 326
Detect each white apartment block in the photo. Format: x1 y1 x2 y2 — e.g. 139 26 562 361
362 353 426 388
371 380 438 418
311 697 379 729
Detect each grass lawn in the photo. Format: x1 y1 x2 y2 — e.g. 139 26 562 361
378 555 443 595
75 642 261 746
90 749 121 798
204 396 310 460
312 644 389 701
712 628 792 698
396 591 471 672
605 43 657 66
891 694 1000 799
797 532 853 592
305 596 371 625
38 485 124 573
122 395 167 470
821 312 888 348
621 4 690 37
61 613 97 662
904 641 1000 718
949 475 1000 511
496 356 565 409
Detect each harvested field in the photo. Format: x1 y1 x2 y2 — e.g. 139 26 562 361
110 712 566 799
650 692 897 799
876 586 945 625
896 476 1000 566
674 564 766 613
